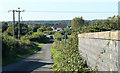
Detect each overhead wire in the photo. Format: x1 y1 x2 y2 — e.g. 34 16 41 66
24 11 117 13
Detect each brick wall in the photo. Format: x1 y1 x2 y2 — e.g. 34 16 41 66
78 31 120 71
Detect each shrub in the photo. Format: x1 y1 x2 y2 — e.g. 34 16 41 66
24 32 49 43
44 31 55 35
2 32 32 57
51 32 91 72
27 31 33 35
58 31 65 35
2 32 20 57
20 37 31 47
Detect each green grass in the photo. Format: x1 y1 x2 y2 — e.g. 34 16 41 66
2 43 44 66
50 43 63 71
50 43 61 59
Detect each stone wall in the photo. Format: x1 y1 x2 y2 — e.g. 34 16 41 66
78 31 120 71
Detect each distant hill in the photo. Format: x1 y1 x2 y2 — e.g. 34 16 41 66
1 19 105 26
7 20 72 26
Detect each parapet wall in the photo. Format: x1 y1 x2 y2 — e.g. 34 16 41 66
78 30 120 71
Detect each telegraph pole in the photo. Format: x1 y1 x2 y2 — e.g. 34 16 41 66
13 10 15 38
8 10 16 38
16 8 25 39
18 8 20 40
8 8 24 39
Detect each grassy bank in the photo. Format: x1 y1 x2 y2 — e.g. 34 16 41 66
3 43 44 66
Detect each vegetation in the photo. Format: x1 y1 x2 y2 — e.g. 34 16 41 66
6 23 28 37
71 17 85 31
2 21 50 66
2 31 48 54
21 32 49 43
37 26 52 32
3 41 44 66
50 15 119 72
44 31 55 35
2 31 48 66
77 15 120 33
51 32 92 72
2 22 8 33
2 15 119 71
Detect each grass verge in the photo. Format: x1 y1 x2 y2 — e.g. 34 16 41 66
2 42 44 66
50 42 62 71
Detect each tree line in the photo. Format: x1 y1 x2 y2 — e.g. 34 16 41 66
71 15 120 33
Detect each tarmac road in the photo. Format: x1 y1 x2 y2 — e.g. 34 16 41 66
2 41 54 73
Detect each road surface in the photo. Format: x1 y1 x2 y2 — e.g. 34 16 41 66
2 41 54 73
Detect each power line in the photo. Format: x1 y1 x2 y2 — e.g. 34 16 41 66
25 11 117 13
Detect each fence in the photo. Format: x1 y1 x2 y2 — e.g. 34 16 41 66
78 30 120 71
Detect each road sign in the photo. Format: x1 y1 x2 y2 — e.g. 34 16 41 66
63 34 68 39
57 38 62 41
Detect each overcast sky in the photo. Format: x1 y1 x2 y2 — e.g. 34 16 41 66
0 0 119 21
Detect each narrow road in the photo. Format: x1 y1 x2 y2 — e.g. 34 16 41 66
2 41 54 73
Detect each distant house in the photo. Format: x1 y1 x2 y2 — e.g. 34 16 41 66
52 24 70 31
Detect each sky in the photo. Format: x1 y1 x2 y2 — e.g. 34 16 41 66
0 0 119 21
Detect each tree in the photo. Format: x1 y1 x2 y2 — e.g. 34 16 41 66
33 24 40 32
46 27 52 31
117 15 120 30
37 26 46 32
20 23 28 35
6 25 13 35
6 23 28 37
37 28 44 32
2 22 8 32
28 25 33 31
71 17 85 31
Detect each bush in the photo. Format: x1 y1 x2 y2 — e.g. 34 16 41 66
51 32 91 72
2 31 48 57
2 32 32 57
20 37 31 47
65 30 72 35
58 30 72 35
58 31 65 35
27 31 33 35
6 23 28 37
44 31 55 35
2 32 20 57
24 32 49 43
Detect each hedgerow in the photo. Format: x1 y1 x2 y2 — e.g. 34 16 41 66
2 31 49 57
51 32 92 72
2 32 31 57
22 32 49 43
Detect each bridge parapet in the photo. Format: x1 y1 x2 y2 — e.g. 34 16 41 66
78 30 120 72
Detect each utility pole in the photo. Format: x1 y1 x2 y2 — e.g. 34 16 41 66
18 9 20 40
13 10 15 38
16 8 25 39
8 10 16 38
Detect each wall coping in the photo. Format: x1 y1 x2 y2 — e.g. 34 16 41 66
78 30 120 40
